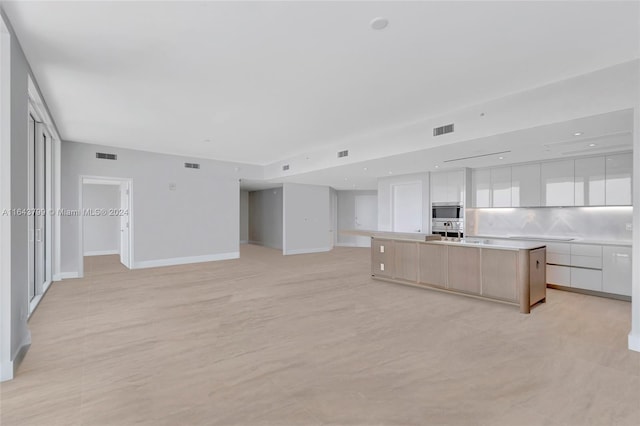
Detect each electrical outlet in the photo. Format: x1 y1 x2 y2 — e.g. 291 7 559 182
626 223 632 231
168 183 176 191
380 245 385 253
380 263 385 271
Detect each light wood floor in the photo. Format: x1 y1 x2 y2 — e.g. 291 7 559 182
1 244 639 426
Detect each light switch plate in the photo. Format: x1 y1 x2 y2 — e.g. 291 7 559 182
380 263 385 271
380 245 385 253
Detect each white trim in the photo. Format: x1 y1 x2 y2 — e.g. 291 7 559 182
52 274 62 282
239 240 249 244
59 272 80 280
84 249 119 257
629 332 640 352
283 247 331 256
0 14 12 383
133 252 239 269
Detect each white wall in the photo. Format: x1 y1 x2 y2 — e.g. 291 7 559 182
61 141 242 273
82 184 120 256
248 188 283 250
283 183 331 255
239 190 249 243
631 104 640 352
337 190 377 247
377 173 431 234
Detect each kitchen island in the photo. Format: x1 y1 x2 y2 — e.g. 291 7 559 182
371 234 546 313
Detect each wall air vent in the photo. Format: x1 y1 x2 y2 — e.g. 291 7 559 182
337 150 349 158
433 123 454 137
282 164 290 171
184 162 200 169
96 152 117 160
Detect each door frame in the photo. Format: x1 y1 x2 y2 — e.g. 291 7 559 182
78 176 134 277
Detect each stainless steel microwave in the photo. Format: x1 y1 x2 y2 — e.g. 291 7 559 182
432 203 463 219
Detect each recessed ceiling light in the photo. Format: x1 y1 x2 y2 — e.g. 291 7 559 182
203 138 212 143
363 167 368 171
435 165 439 169
344 177 348 181
388 171 393 175
498 156 504 160
370 17 389 30
589 143 597 147
574 132 583 136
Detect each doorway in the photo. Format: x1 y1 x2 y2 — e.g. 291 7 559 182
354 194 377 247
392 182 422 233
79 177 133 277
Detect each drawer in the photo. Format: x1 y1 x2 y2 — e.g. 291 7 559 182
602 246 632 296
571 268 602 291
547 253 570 266
570 255 602 269
571 244 602 257
546 243 570 254
547 264 571 286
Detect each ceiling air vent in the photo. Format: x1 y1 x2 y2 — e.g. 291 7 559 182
184 162 200 169
337 150 349 158
433 123 454 137
96 152 117 160
282 164 290 171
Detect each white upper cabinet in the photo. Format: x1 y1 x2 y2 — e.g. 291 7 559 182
491 167 512 207
574 157 605 206
605 153 632 206
431 170 465 204
541 160 575 207
511 164 541 207
472 169 491 208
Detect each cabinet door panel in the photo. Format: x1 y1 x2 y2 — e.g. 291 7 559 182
430 172 448 204
511 164 541 207
491 167 512 207
448 170 465 203
605 153 632 206
574 157 605 206
481 249 518 302
571 268 602 291
448 246 481 294
541 160 575 206
419 244 448 288
472 169 491 208
547 265 570 286
602 246 632 296
394 241 418 282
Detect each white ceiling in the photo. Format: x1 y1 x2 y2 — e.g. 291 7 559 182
266 109 634 191
4 0 639 167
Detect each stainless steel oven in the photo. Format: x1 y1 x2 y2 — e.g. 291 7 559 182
432 203 463 237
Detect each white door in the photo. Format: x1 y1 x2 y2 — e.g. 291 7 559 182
119 182 131 268
392 182 422 233
355 195 377 247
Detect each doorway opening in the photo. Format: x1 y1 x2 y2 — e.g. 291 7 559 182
79 177 133 277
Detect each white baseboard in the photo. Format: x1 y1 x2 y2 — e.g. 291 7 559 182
629 332 640 352
84 249 119 256
284 247 331 256
59 272 80 280
240 240 249 244
2 332 32 381
133 251 239 269
53 273 62 281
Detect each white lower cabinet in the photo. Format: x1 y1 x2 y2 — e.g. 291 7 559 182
570 268 602 292
602 246 632 296
547 264 571 286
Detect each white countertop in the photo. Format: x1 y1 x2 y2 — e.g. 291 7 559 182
426 238 546 251
469 235 632 247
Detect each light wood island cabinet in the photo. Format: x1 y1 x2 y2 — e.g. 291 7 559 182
371 235 546 313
